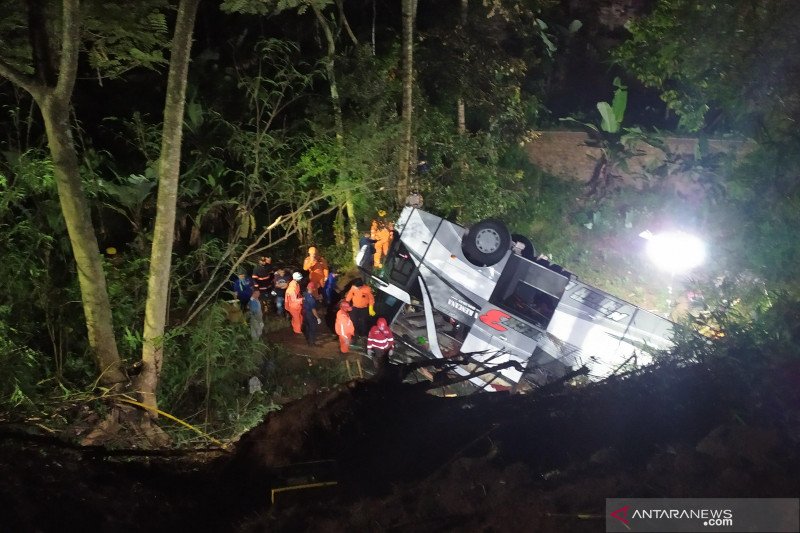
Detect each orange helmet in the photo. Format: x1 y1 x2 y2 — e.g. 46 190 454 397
308 246 317 255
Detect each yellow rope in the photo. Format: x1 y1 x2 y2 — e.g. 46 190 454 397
116 395 227 449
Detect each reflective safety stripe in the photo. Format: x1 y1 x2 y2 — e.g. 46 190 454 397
367 328 394 350
367 337 393 349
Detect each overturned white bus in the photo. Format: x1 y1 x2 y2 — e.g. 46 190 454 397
361 207 675 392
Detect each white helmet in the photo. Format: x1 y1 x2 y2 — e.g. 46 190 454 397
292 272 303 281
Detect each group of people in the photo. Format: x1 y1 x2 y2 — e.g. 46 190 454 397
231 243 396 373
231 249 336 343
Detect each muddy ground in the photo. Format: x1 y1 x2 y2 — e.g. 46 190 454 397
2 355 799 532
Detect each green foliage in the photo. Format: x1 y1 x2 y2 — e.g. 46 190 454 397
596 77 627 134
705 142 800 292
0 0 170 81
103 255 149 360
82 1 170 77
669 279 800 374
157 304 350 439
159 304 268 428
0 306 46 412
614 0 800 134
506 163 582 259
411 109 521 222
220 0 332 16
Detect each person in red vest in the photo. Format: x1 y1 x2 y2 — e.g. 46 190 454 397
335 301 355 353
285 271 304 334
367 317 395 372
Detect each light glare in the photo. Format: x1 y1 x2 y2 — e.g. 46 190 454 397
646 231 705 274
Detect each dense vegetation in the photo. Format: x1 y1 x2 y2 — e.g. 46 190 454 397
0 0 798 444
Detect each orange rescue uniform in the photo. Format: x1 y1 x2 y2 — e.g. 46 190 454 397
335 309 355 353
345 284 375 309
371 221 393 268
302 253 329 291
285 279 303 334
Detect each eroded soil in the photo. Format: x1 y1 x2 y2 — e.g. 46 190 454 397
2 358 799 532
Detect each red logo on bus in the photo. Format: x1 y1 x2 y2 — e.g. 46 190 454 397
479 309 509 332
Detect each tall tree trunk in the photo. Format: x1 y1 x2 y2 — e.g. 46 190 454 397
0 0 126 387
138 0 201 413
40 96 127 386
457 0 468 135
398 0 416 204
314 6 360 260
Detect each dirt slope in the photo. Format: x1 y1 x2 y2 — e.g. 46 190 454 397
2 359 798 532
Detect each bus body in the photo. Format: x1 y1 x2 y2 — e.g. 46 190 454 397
364 207 674 392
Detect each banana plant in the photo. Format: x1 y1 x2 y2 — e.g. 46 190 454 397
560 77 651 199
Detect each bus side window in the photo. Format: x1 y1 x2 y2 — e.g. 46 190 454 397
388 243 416 287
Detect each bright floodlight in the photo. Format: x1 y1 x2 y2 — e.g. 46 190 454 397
645 231 706 274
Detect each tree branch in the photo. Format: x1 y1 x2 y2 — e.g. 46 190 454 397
55 0 82 99
27 0 58 86
180 195 340 326
0 58 43 98
335 0 359 47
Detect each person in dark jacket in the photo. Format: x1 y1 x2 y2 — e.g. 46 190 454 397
358 231 377 275
251 256 274 312
322 269 339 307
272 268 289 317
232 270 254 312
302 282 322 346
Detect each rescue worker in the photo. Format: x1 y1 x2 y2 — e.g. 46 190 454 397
322 268 339 307
335 301 355 354
232 269 254 312
345 278 375 337
251 256 273 313
248 290 264 340
302 246 329 296
371 214 393 269
405 189 424 209
358 231 377 275
285 271 304 334
366 317 395 372
272 268 289 318
302 282 322 346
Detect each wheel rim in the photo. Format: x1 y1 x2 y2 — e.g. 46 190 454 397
474 228 502 253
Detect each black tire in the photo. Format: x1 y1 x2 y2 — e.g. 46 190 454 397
462 219 511 267
511 234 536 261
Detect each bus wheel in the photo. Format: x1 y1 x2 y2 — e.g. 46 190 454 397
511 234 536 260
462 219 511 266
